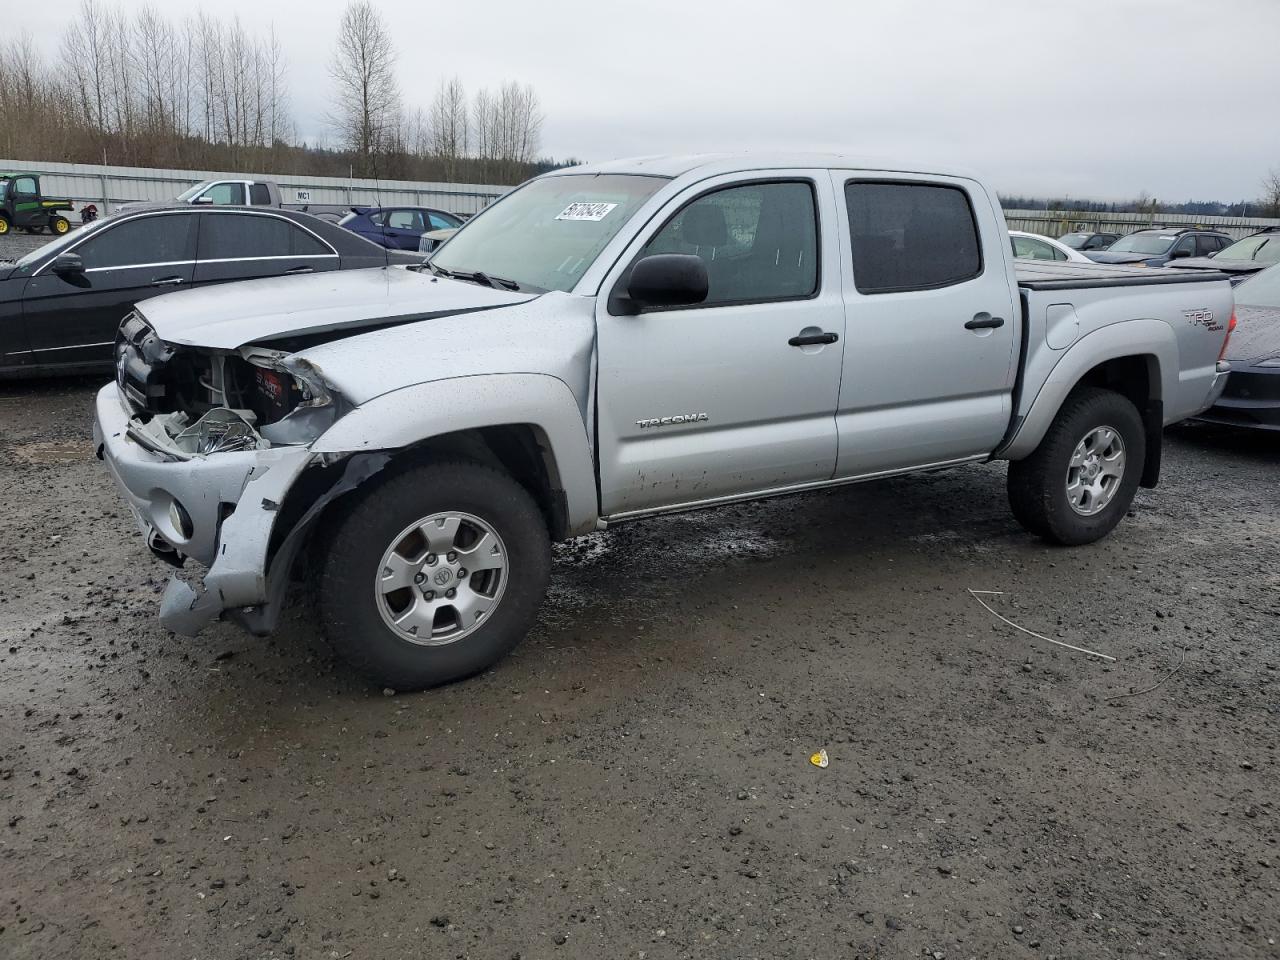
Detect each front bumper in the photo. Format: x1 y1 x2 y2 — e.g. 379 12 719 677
1193 364 1280 431
93 383 313 634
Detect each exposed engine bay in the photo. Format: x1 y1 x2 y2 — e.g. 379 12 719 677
116 312 340 459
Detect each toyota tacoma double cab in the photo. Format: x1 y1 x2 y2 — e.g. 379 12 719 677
94 154 1236 689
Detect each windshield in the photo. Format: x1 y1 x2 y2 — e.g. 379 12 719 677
1058 233 1090 249
1216 234 1280 263
430 174 667 292
174 180 213 202
1108 233 1177 255
1237 263 1280 308
13 217 112 269
338 211 359 225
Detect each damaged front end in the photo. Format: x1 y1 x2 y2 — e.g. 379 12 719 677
117 312 343 459
100 313 379 637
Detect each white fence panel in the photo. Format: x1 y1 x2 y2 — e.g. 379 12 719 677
1 158 508 220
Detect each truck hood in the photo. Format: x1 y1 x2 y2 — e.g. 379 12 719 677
1225 303 1280 364
1167 257 1269 274
137 266 533 350
292 290 598 407
1086 251 1161 265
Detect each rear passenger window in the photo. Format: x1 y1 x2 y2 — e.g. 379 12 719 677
249 183 272 205
199 214 331 259
641 181 818 306
845 182 982 294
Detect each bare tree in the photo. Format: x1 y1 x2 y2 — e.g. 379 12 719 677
61 0 110 133
329 0 400 176
428 76 468 179
1262 169 1280 218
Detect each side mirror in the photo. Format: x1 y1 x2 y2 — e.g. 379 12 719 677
52 252 85 276
192 195 214 205
1170 248 1192 259
625 254 709 310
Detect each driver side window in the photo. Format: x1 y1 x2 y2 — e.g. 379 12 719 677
201 182 245 205
641 181 818 306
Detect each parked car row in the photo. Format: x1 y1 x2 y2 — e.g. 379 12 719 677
1011 224 1280 285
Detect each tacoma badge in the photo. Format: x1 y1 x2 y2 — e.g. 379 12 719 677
636 413 709 429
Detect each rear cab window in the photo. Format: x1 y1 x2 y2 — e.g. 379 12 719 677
844 181 983 293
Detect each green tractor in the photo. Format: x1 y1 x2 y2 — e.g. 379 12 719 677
0 173 75 237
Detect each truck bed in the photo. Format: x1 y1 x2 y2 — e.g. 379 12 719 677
1015 260 1229 290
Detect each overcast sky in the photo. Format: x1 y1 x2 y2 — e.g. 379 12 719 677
17 0 1280 200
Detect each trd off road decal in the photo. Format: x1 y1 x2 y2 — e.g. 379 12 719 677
1183 307 1222 332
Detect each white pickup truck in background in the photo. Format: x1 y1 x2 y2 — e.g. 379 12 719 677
95 153 1235 689
114 178 287 215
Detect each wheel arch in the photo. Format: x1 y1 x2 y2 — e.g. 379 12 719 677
309 373 598 540
1000 319 1175 487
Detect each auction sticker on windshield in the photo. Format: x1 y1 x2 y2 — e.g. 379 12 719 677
556 202 618 222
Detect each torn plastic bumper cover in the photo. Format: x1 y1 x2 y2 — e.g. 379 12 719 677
160 451 390 636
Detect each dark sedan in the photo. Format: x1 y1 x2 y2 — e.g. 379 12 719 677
1 206 396 377
1166 227 1280 284
1195 263 1280 431
1086 227 1231 268
338 206 464 251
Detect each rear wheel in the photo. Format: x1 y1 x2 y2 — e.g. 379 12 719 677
1007 387 1145 545
51 216 70 235
318 460 552 690
0 216 10 236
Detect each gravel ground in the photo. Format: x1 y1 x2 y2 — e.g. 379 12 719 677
0 231 60 262
1 376 1278 960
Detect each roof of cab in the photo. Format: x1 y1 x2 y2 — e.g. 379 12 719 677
542 152 981 182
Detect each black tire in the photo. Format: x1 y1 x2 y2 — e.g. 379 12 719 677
0 215 8 236
318 460 551 690
1007 387 1145 546
51 216 70 236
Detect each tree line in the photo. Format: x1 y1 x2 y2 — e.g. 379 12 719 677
0 0 568 185
1001 173 1280 219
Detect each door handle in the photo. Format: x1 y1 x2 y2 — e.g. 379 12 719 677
788 331 839 347
965 314 1004 330
285 265 314 275
151 276 183 286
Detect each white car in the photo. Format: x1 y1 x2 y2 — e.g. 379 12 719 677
1010 230 1094 263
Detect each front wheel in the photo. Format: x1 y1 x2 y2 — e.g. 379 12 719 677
318 460 551 690
1007 387 1145 546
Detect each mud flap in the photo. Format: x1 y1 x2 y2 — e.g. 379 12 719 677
1140 399 1162 489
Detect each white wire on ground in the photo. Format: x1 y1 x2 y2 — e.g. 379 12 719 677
967 589 1117 662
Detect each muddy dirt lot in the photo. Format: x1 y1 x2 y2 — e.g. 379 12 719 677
0 377 1277 960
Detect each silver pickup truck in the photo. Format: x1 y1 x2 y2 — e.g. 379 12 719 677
93 154 1235 689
